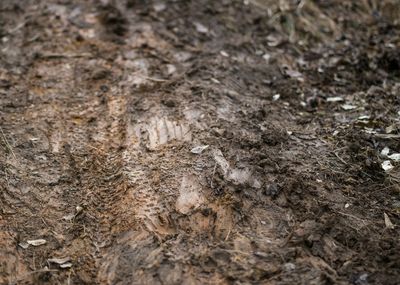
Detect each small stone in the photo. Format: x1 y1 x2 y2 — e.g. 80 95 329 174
283 263 296 271
264 183 279 197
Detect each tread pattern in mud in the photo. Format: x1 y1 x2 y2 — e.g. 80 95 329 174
0 1 399 284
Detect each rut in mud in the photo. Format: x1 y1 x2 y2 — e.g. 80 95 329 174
1 1 400 284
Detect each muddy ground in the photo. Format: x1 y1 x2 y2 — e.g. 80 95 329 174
1 0 400 284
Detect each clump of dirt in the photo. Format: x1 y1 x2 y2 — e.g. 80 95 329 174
378 50 400 75
1 0 400 284
98 3 128 38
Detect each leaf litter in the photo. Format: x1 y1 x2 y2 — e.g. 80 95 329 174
1 0 400 284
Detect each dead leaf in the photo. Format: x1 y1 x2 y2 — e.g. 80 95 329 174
385 125 395 134
191 145 209 154
60 262 73 268
220 50 229 57
341 104 357 110
384 213 395 229
76 205 83 213
382 160 394 172
27 239 47 246
381 147 390 156
194 22 208 34
18 242 29 249
48 257 71 265
388 153 400 162
62 214 75 221
273 94 280 101
326 97 343 102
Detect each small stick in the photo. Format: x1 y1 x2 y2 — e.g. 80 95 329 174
225 225 232 241
39 52 92 59
210 163 217 188
333 151 348 165
139 75 168 82
0 127 16 158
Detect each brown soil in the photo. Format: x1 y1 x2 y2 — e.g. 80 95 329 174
1 1 400 284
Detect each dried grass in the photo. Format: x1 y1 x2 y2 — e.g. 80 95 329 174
248 0 400 44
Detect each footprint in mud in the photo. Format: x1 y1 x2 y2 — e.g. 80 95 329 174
0 231 30 284
213 149 262 188
175 175 205 215
50 129 63 153
146 117 191 149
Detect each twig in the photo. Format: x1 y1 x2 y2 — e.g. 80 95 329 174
7 21 26 34
333 151 348 165
39 52 92 59
0 127 16 158
373 134 400 139
138 75 168 82
129 70 169 83
224 225 232 241
210 163 217 189
280 229 294 247
337 211 369 228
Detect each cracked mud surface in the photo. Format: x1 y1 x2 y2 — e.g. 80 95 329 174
1 1 400 284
